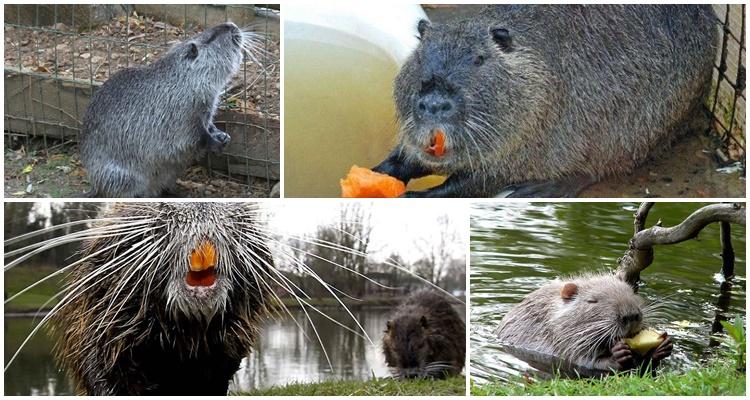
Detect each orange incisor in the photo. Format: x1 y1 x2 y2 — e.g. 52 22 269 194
189 241 217 272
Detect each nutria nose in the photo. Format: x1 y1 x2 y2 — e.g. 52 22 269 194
416 93 456 120
621 312 642 325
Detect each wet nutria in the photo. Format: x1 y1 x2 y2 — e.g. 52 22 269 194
80 23 258 197
374 5 718 197
495 273 672 377
382 290 465 378
49 202 277 395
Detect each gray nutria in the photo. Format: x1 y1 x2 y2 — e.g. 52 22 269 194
495 273 672 377
382 290 465 378
80 22 260 197
48 203 277 394
374 5 718 197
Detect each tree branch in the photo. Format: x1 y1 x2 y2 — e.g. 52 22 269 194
617 203 745 288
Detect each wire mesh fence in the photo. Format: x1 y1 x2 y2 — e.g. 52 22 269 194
4 4 280 197
710 4 745 167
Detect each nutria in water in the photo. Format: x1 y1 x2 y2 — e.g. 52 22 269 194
382 290 465 378
375 5 718 197
495 273 672 376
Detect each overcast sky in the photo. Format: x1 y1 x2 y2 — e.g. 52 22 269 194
264 200 467 264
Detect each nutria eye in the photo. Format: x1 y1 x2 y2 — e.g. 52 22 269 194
474 55 485 66
586 299 598 303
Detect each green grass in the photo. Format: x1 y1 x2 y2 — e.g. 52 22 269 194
4 266 63 312
234 375 466 396
471 360 745 396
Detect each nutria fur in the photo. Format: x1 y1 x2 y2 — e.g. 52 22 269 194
382 290 465 378
80 23 252 197
495 273 672 376
49 203 276 395
375 5 718 197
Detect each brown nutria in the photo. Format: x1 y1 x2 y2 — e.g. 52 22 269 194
495 273 672 376
374 5 718 197
382 290 465 378
45 202 278 395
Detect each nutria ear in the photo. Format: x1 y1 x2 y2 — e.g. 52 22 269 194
417 19 430 38
490 27 512 51
560 283 578 300
186 42 199 60
386 320 392 330
420 315 428 328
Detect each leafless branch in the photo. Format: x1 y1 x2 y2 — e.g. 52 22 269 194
617 203 745 288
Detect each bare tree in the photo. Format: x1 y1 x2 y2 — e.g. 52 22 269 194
413 214 461 286
617 202 746 288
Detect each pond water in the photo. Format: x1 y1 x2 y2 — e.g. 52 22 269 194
470 202 746 384
5 305 465 395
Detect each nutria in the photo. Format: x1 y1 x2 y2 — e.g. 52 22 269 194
80 22 259 197
374 5 718 197
382 290 465 378
495 273 672 377
48 202 277 395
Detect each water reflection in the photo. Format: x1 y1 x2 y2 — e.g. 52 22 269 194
6 305 465 395
470 202 746 384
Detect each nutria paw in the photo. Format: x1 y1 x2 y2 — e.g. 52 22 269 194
610 341 636 370
649 335 673 362
373 148 430 183
208 130 231 154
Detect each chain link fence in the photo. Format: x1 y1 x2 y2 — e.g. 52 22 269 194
4 4 280 197
710 4 745 167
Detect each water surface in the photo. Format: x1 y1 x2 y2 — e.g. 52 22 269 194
5 305 465 395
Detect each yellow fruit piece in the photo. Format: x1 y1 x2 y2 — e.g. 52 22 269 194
624 329 666 355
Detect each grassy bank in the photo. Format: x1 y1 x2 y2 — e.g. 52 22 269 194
235 375 466 396
471 360 745 396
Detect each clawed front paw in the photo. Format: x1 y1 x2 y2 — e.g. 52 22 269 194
208 131 231 154
610 341 636 371
649 335 673 362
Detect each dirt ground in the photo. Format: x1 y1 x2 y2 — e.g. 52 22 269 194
582 133 744 198
4 137 273 198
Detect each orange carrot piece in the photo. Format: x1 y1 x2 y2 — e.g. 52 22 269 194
340 165 406 198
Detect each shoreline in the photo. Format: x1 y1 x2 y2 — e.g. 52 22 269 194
4 295 467 316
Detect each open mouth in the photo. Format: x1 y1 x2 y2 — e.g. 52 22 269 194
187 241 218 287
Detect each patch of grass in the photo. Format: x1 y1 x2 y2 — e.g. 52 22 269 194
471 359 745 396
235 375 465 396
4 265 62 312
